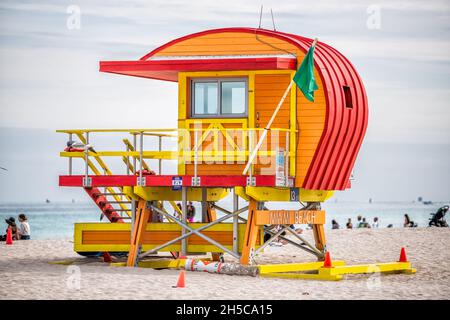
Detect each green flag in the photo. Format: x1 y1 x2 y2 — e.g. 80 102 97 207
293 41 318 102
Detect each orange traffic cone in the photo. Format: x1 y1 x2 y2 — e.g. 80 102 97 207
5 226 13 245
174 270 186 288
398 247 408 262
102 252 112 263
323 252 333 268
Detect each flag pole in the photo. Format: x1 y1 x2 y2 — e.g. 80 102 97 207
242 38 318 175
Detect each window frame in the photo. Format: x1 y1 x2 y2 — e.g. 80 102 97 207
190 77 248 118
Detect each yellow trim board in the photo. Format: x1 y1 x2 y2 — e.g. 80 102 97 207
258 260 345 274
138 259 186 269
245 186 292 202
289 69 297 176
243 187 334 202
318 262 417 276
48 260 76 266
300 189 334 202
260 272 343 281
235 186 250 201
134 186 229 202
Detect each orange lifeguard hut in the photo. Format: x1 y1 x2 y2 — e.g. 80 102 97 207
58 27 368 267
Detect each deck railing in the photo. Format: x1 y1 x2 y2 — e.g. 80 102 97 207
57 127 295 187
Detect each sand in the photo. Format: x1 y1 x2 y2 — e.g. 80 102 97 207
1 227 449 300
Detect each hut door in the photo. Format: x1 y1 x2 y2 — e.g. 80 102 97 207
254 73 291 175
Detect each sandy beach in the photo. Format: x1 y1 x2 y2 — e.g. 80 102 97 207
1 227 449 300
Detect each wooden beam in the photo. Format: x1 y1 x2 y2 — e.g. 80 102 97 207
126 199 151 267
312 224 326 252
240 198 259 265
206 206 221 262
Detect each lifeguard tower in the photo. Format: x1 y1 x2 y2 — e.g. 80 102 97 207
58 27 369 267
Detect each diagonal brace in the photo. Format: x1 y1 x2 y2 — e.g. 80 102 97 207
139 205 241 259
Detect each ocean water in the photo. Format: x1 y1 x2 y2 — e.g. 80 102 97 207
0 202 101 240
0 200 447 240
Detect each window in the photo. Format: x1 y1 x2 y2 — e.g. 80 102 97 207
343 86 353 109
191 78 247 117
193 82 218 115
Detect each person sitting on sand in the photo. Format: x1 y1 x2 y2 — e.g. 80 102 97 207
404 214 417 228
372 217 379 228
290 224 303 234
17 213 31 240
278 225 303 245
356 215 362 227
346 218 353 229
264 225 284 246
358 218 371 228
331 219 340 229
1 217 18 241
263 224 301 246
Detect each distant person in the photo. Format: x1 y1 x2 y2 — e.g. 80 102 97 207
17 214 31 240
1 217 18 241
187 201 196 223
387 224 394 228
364 218 371 228
174 203 182 219
359 218 371 228
264 225 284 246
331 220 340 229
346 218 353 229
289 224 303 234
152 210 163 223
372 217 379 228
263 226 272 243
356 215 362 228
404 214 417 228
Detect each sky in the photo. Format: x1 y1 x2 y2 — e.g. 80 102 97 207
0 0 449 202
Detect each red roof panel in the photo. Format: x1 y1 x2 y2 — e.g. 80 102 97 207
100 56 297 82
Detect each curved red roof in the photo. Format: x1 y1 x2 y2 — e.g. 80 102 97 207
107 28 368 191
279 31 369 191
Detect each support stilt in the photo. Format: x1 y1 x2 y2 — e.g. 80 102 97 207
206 205 221 261
181 187 188 256
126 199 150 267
240 198 259 265
201 187 208 222
312 223 326 256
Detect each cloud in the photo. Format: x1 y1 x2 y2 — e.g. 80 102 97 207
0 0 449 146
0 0 449 202
331 38 450 62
